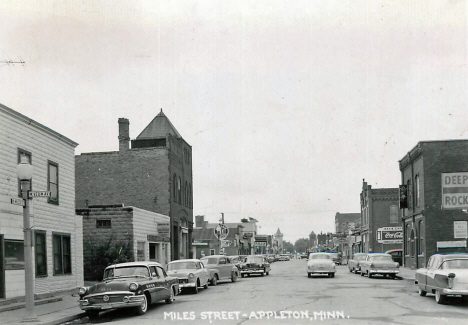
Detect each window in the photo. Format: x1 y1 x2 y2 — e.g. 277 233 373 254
173 174 177 202
389 205 398 223
137 242 145 261
53 234 71 275
96 219 111 228
407 180 412 209
177 177 181 204
18 149 32 196
415 175 420 207
405 224 410 256
48 161 59 204
210 249 215 255
189 183 192 208
157 266 167 277
185 181 188 206
35 231 47 276
5 240 24 270
418 220 424 255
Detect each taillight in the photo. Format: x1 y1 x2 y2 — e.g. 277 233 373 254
448 273 456 289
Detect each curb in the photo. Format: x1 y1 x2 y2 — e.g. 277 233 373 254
41 312 88 325
0 297 63 313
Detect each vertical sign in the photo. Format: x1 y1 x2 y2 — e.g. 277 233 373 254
454 221 468 239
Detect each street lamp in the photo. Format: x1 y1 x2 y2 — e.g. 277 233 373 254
17 156 38 322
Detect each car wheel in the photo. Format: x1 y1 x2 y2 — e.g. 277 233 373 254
260 271 264 277
435 290 448 304
165 286 175 304
211 274 218 286
231 272 238 282
193 281 199 294
360 270 365 276
241 273 245 278
266 271 269 276
308 273 311 278
418 287 427 297
367 271 372 278
203 281 209 289
86 310 100 320
135 293 148 315
331 273 335 278
389 274 396 279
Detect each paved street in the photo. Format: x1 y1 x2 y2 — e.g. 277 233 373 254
64 259 468 325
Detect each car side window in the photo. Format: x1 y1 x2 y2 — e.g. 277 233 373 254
200 262 205 268
219 258 226 265
150 266 158 277
427 257 433 268
157 266 167 277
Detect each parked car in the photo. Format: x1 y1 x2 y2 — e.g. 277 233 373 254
360 253 399 279
78 261 179 319
385 249 403 266
240 255 271 277
200 255 240 285
326 252 342 265
348 253 368 274
307 253 336 278
166 259 210 294
415 253 468 304
278 254 291 261
300 253 308 259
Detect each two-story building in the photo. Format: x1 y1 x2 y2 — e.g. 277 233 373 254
0 104 83 299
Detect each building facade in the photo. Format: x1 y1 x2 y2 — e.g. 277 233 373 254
0 104 83 299
359 179 402 254
334 212 360 260
76 205 171 280
75 110 193 260
399 140 468 269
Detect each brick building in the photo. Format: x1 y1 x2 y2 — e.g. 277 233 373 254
75 110 193 260
359 179 402 254
334 212 360 260
76 204 170 280
399 140 468 269
0 104 83 298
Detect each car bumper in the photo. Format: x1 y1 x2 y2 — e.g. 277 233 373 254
369 269 399 274
241 269 264 274
442 288 468 295
79 295 145 311
179 282 197 288
308 270 334 274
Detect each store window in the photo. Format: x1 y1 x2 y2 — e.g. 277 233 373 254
389 205 398 223
53 234 71 275
5 240 24 270
137 242 145 261
48 161 59 204
35 231 47 276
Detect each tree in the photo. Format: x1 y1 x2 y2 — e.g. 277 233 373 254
294 238 309 253
283 241 294 253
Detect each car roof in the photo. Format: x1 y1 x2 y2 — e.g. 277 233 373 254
200 255 227 258
168 259 200 263
105 261 163 269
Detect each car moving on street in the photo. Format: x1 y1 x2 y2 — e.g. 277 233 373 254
360 253 399 279
306 252 336 278
166 259 210 294
348 253 367 274
240 255 271 277
78 261 179 319
415 253 468 304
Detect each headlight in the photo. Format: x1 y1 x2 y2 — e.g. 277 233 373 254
78 287 87 295
129 283 138 291
188 273 195 279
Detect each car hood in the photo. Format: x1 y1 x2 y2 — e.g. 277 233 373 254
167 269 197 277
86 278 137 295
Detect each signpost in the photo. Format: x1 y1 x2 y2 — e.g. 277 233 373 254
11 198 25 206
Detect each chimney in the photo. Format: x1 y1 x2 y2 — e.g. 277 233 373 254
118 118 130 151
195 215 205 228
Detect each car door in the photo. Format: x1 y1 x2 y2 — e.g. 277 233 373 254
153 266 170 302
218 257 229 279
199 262 210 285
425 257 440 291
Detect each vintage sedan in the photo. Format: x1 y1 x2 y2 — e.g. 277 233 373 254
415 253 468 304
348 253 367 274
200 255 240 284
240 255 271 277
307 252 336 278
360 253 399 279
78 261 179 319
166 259 210 294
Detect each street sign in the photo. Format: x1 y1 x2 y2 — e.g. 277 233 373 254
28 191 51 198
214 224 229 240
454 221 468 239
11 198 25 206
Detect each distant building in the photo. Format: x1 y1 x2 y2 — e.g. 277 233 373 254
273 228 284 253
399 140 468 269
0 104 83 299
76 204 170 280
75 110 193 260
359 179 402 254
334 212 360 259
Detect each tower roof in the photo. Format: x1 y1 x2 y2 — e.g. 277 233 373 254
275 228 283 236
136 109 181 140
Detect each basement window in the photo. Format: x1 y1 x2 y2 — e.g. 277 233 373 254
96 219 111 228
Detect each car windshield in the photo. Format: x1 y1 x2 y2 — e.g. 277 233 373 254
440 259 468 269
245 256 264 263
200 257 218 265
167 262 197 270
310 254 330 260
370 256 393 262
104 266 149 279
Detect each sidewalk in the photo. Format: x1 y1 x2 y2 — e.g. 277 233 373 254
0 293 86 325
396 266 416 281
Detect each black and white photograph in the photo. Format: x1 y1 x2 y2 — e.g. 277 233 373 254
1 1 468 324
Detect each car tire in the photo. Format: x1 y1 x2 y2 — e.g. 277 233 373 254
193 281 199 294
165 286 175 304
266 271 269 276
86 310 100 320
308 273 311 278
211 275 218 286
260 272 264 277
231 272 238 282
389 274 396 279
418 288 427 297
241 273 245 278
367 271 372 278
331 273 335 278
135 293 148 315
203 281 209 289
435 290 448 304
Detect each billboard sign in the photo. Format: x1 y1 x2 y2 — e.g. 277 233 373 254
377 227 403 244
442 172 468 209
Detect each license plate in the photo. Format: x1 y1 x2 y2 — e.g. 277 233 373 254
101 303 112 310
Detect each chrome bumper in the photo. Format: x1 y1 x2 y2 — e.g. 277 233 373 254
79 295 145 311
442 288 468 295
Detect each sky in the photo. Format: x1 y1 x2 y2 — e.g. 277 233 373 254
1 0 467 243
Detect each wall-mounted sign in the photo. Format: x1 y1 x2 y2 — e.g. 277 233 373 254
454 221 468 239
377 227 403 244
157 223 170 236
442 172 468 209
